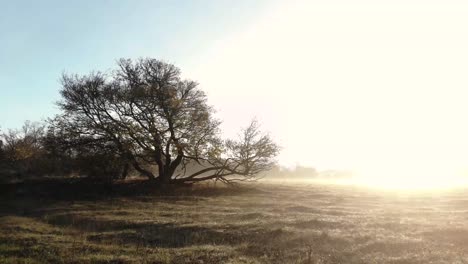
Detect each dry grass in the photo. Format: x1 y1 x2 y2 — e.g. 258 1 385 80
1 180 468 263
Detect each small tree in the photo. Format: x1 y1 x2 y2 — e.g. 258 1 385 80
55 58 279 184
0 121 47 176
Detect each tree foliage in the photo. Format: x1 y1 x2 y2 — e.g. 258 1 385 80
52 58 279 184
0 121 49 177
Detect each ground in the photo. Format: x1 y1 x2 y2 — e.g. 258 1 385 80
1 179 468 263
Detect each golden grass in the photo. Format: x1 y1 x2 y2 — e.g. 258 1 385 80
1 182 468 263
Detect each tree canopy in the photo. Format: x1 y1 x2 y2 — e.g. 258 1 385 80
50 58 279 184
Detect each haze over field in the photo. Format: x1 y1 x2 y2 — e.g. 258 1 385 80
4 1 468 263
186 0 468 189
2 0 468 189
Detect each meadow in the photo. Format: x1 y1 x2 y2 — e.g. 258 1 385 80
1 179 468 263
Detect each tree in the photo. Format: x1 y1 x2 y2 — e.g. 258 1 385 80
0 121 47 176
55 58 279 184
0 131 4 163
45 115 130 180
1 121 45 161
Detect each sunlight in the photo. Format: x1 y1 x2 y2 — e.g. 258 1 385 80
188 0 468 191
355 166 468 191
351 144 468 190
4 0 468 262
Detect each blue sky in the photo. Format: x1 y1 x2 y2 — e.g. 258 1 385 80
0 0 270 129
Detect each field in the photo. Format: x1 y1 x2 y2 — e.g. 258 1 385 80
1 180 468 263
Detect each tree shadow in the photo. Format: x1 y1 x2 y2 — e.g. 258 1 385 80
0 178 253 202
21 207 290 249
0 179 367 263
85 222 287 248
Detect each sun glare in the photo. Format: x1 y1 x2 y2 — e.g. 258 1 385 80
189 0 468 192
354 166 468 191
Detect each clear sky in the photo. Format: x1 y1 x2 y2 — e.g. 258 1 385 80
2 0 468 187
0 0 271 128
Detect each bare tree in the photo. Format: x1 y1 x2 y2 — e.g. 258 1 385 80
0 121 47 176
1 121 45 162
55 58 279 184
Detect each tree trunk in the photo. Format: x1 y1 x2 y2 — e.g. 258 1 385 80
159 171 172 184
132 161 155 180
120 163 129 179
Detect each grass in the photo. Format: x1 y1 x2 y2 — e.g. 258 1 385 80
1 179 468 263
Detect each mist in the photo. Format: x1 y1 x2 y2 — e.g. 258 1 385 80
185 0 468 185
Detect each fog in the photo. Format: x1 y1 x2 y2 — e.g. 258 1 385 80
185 0 468 187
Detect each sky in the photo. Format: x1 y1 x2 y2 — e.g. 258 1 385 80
2 0 468 186
0 0 271 127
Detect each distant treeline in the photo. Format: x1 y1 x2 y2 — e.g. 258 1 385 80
265 165 353 179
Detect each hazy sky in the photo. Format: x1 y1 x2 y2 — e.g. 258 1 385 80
2 0 468 182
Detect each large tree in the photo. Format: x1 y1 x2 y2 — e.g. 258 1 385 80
55 58 279 184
